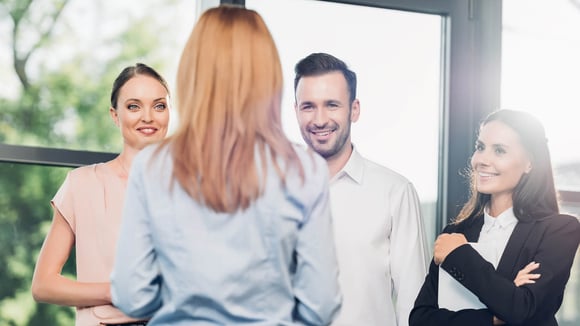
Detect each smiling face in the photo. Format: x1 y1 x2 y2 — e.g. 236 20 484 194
109 75 170 151
294 71 360 162
471 120 532 208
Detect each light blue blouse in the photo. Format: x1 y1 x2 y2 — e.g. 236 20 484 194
110 144 342 325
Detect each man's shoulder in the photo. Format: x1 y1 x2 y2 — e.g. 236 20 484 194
357 154 411 186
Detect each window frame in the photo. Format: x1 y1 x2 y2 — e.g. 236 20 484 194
216 0 503 230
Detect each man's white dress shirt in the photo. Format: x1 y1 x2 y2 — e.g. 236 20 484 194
329 148 429 326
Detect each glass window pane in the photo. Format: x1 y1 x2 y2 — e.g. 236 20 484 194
0 163 73 325
0 1 196 152
247 0 442 247
502 1 580 324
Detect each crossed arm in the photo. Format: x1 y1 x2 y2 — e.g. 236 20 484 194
411 217 579 326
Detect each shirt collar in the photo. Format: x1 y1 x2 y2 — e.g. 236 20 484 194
483 206 518 231
330 146 364 185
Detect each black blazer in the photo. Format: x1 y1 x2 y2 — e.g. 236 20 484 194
409 213 580 326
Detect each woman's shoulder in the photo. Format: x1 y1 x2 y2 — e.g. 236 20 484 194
278 143 328 196
53 164 104 204
134 143 170 167
291 143 327 173
67 163 102 182
442 214 484 234
537 213 580 229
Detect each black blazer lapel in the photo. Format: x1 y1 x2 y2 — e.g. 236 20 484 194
496 221 536 278
456 215 485 242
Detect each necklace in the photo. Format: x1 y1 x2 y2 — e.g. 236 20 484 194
117 155 130 178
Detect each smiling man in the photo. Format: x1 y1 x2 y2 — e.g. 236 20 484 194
294 53 429 326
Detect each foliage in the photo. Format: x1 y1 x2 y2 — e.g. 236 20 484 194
0 164 74 325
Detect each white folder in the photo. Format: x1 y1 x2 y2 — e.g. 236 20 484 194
438 242 499 311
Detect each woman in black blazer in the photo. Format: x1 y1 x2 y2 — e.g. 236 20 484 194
410 109 580 326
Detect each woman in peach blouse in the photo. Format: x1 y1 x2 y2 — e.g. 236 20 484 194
31 63 170 326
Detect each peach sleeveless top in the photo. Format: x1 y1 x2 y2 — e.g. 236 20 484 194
52 163 143 325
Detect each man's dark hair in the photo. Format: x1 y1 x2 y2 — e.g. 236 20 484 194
294 53 357 103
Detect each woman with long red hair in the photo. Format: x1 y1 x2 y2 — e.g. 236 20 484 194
111 5 342 325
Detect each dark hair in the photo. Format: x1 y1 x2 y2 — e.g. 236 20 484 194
110 63 170 109
456 109 559 223
294 53 357 104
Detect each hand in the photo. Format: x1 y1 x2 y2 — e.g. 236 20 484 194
433 233 467 265
492 262 541 324
514 261 541 286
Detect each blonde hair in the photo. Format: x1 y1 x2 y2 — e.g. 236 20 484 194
166 5 303 213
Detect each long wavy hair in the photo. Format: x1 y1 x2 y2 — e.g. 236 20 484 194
165 5 304 213
455 109 559 223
